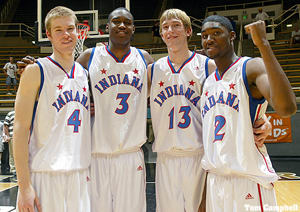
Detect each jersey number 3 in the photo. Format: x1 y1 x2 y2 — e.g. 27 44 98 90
68 109 81 133
115 93 131 115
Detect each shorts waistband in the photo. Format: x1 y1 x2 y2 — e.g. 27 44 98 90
92 146 141 157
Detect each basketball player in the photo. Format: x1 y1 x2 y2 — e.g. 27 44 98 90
13 6 91 212
77 7 153 212
200 15 296 211
149 9 272 212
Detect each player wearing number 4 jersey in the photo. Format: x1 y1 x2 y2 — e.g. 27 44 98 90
77 7 153 212
14 6 91 212
200 15 296 211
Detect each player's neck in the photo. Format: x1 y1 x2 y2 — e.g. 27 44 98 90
214 49 238 74
51 52 74 72
168 46 192 69
108 42 131 61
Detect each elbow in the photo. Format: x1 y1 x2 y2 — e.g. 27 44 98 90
276 103 297 117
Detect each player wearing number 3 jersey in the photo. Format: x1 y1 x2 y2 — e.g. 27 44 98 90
77 7 154 212
13 6 91 212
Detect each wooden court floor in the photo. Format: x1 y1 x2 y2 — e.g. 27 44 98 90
274 180 300 210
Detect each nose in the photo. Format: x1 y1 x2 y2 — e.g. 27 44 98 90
118 22 126 28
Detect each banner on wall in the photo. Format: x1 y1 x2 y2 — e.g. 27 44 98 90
264 113 292 143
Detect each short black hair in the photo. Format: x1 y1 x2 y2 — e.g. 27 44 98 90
108 7 134 22
202 15 233 32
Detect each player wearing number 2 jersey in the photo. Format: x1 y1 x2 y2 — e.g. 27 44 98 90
77 7 153 212
13 6 91 212
200 15 296 211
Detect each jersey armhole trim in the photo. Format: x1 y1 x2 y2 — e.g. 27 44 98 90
205 57 210 78
88 47 96 71
151 62 156 83
137 48 147 68
242 57 265 105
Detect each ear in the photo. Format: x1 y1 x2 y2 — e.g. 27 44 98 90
230 31 236 41
105 24 109 33
46 30 52 41
186 27 193 37
132 25 135 34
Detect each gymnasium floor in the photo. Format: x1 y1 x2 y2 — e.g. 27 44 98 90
0 173 299 212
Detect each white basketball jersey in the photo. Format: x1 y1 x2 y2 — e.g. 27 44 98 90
89 46 148 153
29 56 91 172
150 53 209 153
200 57 279 188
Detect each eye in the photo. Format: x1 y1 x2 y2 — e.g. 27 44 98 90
112 20 121 25
214 31 221 36
124 20 132 25
201 34 208 39
162 25 169 30
68 26 75 31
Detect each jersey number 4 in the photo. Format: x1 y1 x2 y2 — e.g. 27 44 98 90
214 115 226 142
67 109 81 133
168 106 191 129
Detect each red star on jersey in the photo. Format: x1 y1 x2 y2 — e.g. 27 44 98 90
133 68 139 74
57 83 63 90
205 91 209 96
189 80 196 86
229 83 236 89
101 68 107 74
159 81 164 87
83 87 87 92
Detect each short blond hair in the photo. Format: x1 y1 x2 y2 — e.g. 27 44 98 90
160 9 192 35
45 6 78 32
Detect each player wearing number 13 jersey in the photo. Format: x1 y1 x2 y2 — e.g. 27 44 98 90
149 9 215 212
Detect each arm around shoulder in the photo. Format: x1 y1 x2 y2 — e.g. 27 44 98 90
76 48 93 69
140 49 154 65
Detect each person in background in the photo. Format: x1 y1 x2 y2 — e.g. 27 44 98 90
290 25 300 47
3 57 18 95
3 110 15 175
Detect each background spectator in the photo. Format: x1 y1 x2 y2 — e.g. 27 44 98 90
3 57 18 95
1 119 10 175
255 8 270 32
290 25 300 47
3 110 15 175
152 21 161 46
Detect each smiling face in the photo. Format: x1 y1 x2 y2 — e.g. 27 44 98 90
201 21 235 59
46 16 77 55
160 18 192 49
107 8 135 47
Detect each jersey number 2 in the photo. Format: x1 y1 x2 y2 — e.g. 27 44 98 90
214 115 226 142
67 109 81 133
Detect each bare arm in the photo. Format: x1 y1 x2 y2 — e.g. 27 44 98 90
13 64 41 212
76 48 93 69
245 21 297 117
207 59 216 75
147 63 153 97
140 49 154 66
